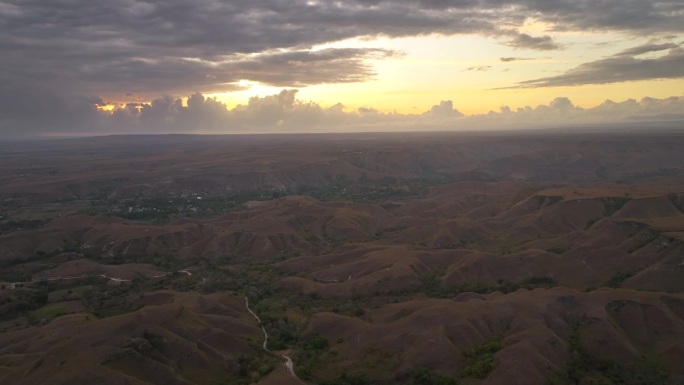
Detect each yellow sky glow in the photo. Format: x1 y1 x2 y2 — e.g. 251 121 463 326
203 32 684 115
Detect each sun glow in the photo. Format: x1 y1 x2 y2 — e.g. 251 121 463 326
185 32 684 116
97 104 117 112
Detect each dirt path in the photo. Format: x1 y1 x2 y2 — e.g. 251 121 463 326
245 297 270 352
179 269 206 283
99 274 132 282
244 296 305 384
282 354 298 379
1 275 93 286
2 269 203 286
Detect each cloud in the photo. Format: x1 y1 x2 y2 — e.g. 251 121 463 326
2 1 681 99
235 48 401 87
456 94 684 130
5 89 684 138
464 66 493 72
0 80 106 136
513 43 684 88
523 0 684 34
100 90 360 134
1 0 683 134
504 33 561 50
617 43 680 57
423 100 464 118
0 1 483 99
1 45 398 98
500 57 534 62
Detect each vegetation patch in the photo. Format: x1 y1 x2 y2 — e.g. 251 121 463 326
354 345 400 372
459 337 502 379
321 368 458 385
0 287 49 321
295 333 332 381
0 219 49 234
602 197 631 217
28 303 67 323
606 269 637 288
211 352 277 385
547 247 569 255
320 372 373 385
554 330 670 385
520 276 557 287
536 195 563 207
421 275 558 298
406 368 458 385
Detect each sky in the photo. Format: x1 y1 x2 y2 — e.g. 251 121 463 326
1 0 684 137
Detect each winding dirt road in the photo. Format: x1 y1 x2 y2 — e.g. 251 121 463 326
244 296 304 383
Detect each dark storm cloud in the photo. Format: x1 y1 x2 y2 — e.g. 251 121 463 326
0 0 494 99
5 0 678 98
70 47 398 95
514 43 684 88
236 48 401 87
517 0 684 34
351 0 684 34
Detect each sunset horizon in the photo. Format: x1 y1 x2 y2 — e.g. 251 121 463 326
4 3 684 384
2 1 683 137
